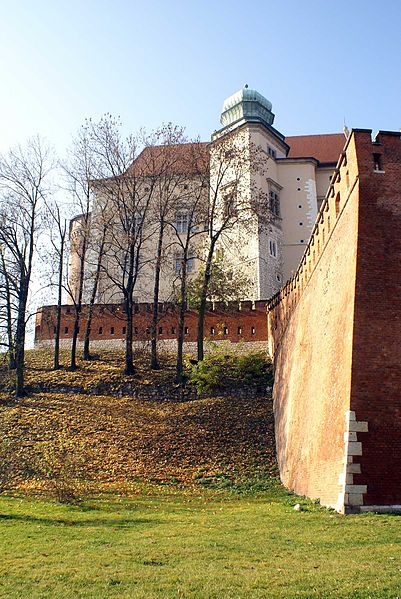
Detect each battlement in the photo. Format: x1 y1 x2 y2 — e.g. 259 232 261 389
267 128 401 353
267 127 401 513
35 300 269 349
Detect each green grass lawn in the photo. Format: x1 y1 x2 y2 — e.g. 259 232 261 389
1 489 401 599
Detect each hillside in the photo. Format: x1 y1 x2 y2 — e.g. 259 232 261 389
0 350 277 493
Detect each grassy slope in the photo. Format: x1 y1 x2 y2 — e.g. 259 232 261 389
1 350 401 598
1 493 401 599
0 349 277 489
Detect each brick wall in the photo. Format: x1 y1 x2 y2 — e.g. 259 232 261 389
35 300 269 352
267 129 401 512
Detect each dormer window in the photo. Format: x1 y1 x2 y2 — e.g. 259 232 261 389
267 146 277 159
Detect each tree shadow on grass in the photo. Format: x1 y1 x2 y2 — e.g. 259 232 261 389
0 513 160 527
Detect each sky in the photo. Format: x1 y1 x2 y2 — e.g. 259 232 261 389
0 0 400 156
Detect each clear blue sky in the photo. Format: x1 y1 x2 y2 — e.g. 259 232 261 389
1 0 400 154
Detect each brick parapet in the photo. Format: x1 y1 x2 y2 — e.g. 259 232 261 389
268 128 401 512
35 300 269 347
267 129 362 353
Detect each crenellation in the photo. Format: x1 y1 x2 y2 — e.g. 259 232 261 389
268 128 401 513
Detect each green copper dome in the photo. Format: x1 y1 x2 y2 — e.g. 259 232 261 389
220 85 275 128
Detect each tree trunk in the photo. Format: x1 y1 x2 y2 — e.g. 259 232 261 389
124 295 135 375
150 223 164 370
82 303 94 361
197 244 215 362
53 238 64 370
5 278 15 370
69 233 87 370
83 236 105 361
15 281 28 397
0 251 15 369
176 259 187 384
70 310 80 371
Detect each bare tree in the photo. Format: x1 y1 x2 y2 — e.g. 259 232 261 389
165 142 209 382
44 198 69 370
193 131 267 361
62 125 97 370
81 199 112 360
0 240 16 368
0 136 54 396
141 125 193 370
85 116 160 374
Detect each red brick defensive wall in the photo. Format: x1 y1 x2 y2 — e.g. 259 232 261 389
35 300 268 352
267 129 401 513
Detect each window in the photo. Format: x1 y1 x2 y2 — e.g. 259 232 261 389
174 254 194 274
134 327 138 335
267 146 277 159
237 326 242 335
251 327 255 335
269 240 277 258
159 327 163 335
223 187 237 218
110 327 115 335
223 326 228 335
269 189 280 216
210 326 215 336
122 327 126 335
184 326 189 335
64 327 69 334
176 211 189 233
171 326 176 335
98 326 103 335
373 153 383 172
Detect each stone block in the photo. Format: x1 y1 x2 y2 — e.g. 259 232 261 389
346 410 356 421
347 493 364 506
345 484 367 493
347 463 361 474
348 421 368 433
347 442 362 456
345 431 357 441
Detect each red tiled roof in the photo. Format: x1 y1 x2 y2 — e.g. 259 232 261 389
128 142 209 177
285 133 345 164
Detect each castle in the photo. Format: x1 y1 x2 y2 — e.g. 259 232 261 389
36 86 345 350
35 90 401 514
68 86 345 305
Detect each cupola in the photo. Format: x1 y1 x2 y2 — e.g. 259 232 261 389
220 85 275 129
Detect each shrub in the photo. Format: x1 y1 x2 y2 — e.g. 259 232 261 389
188 346 272 395
0 437 20 492
32 431 90 503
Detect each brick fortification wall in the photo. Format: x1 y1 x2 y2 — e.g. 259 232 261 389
268 129 401 513
35 300 268 353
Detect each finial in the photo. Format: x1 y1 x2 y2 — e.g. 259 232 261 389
343 117 349 139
